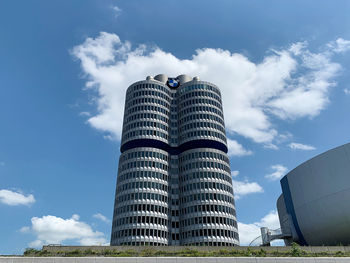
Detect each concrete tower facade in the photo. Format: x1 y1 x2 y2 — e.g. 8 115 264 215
111 74 239 246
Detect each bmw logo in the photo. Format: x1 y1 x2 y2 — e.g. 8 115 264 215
167 78 180 89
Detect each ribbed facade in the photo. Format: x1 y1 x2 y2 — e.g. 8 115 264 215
111 74 239 246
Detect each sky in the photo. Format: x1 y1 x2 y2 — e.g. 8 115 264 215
1 0 350 254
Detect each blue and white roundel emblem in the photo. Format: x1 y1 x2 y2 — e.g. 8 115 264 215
167 78 180 89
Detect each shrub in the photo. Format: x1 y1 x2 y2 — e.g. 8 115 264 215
24 248 40 256
335 251 344 257
244 248 253 257
256 249 267 257
290 242 307 257
65 249 82 257
140 248 156 257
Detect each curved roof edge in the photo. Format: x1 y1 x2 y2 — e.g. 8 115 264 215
280 142 350 182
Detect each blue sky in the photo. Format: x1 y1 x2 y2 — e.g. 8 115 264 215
1 0 350 253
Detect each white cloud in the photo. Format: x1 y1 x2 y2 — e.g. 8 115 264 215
344 88 350 95
29 240 43 248
265 164 288 181
0 189 35 206
232 179 263 199
263 132 292 150
231 170 239 177
79 111 91 117
263 143 279 150
238 210 281 245
266 42 341 120
21 214 107 247
111 5 122 17
288 142 316 151
327 38 350 53
20 226 30 233
227 139 253 156
93 213 110 223
71 32 350 145
103 134 114 141
276 132 293 144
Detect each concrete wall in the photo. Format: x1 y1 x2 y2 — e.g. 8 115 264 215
2 257 350 263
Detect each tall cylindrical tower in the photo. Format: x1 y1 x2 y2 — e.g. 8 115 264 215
177 81 238 246
111 79 172 246
111 75 239 246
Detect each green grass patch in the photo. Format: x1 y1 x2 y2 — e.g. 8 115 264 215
21 245 350 257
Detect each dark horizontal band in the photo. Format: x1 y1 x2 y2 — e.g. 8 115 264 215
121 139 228 155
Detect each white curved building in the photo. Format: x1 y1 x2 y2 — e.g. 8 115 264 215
111 74 239 246
277 142 350 246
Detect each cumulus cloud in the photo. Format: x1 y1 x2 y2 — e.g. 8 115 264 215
71 32 350 145
111 5 122 17
344 88 350 95
288 142 316 150
79 111 91 117
265 165 288 181
231 170 239 177
327 38 350 53
29 239 43 248
264 143 279 150
238 210 281 245
93 213 110 223
265 132 293 150
0 189 35 206
21 214 107 247
19 226 30 233
232 179 263 199
227 139 253 156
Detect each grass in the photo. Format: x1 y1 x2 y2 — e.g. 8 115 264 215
21 244 350 258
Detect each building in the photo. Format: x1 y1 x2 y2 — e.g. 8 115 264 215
277 142 350 246
110 74 239 246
